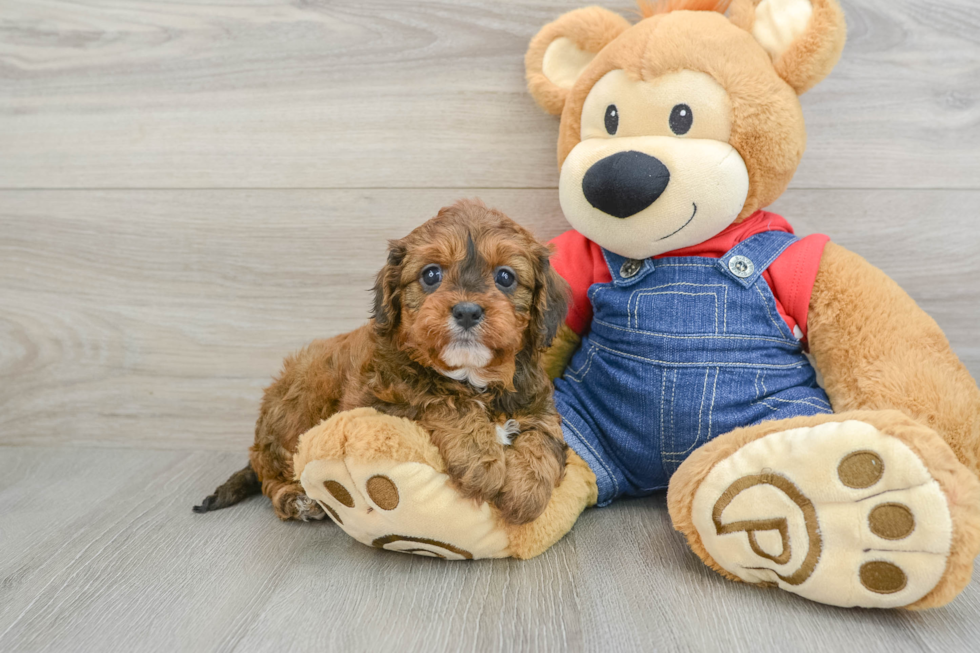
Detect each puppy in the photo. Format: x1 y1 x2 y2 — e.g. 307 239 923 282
195 199 570 525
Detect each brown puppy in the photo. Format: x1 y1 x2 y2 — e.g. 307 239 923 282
194 199 570 525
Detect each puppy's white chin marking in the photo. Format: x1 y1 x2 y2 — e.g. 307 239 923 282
439 366 489 390
440 340 492 369
439 320 493 388
496 419 520 446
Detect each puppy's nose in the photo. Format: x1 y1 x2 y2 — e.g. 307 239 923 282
452 302 484 330
582 150 670 218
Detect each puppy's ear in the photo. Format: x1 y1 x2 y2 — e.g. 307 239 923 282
371 239 407 338
530 248 570 350
525 7 631 115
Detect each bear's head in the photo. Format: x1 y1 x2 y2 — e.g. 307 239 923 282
525 0 846 260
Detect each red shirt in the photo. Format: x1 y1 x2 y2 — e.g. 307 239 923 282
549 210 829 342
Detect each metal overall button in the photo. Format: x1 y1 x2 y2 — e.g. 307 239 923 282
620 259 642 278
728 255 755 278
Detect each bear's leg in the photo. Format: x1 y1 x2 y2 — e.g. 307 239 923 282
293 408 596 560
668 409 980 609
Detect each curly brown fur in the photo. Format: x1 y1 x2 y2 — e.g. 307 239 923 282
195 199 570 525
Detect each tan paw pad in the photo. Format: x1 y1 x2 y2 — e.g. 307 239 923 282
299 458 510 560
691 420 953 608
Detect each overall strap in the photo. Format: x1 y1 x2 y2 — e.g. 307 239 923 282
601 248 656 287
717 230 799 288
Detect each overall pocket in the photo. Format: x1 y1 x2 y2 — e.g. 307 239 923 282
563 342 599 383
569 343 678 493
660 365 718 476
627 280 729 334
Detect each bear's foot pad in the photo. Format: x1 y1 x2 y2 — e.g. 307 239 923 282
301 457 511 560
690 420 957 608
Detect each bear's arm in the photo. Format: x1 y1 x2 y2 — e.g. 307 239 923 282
544 230 602 380
542 324 582 380
807 242 980 468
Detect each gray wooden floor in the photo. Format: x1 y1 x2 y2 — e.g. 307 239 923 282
1 1 979 651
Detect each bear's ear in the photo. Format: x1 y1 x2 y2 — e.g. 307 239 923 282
525 7 632 115
742 0 847 95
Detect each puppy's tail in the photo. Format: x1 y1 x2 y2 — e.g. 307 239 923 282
193 462 261 514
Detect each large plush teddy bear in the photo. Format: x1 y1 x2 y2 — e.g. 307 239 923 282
293 0 980 609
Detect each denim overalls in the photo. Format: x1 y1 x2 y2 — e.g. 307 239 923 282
553 230 833 505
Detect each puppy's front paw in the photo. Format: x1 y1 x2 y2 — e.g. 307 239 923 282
451 452 508 504
495 475 554 525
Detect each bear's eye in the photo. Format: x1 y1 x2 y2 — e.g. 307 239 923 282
669 104 693 135
420 264 442 291
604 104 619 135
494 266 517 290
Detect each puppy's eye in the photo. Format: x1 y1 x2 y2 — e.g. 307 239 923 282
420 264 442 291
604 104 619 135
494 266 517 290
669 104 693 135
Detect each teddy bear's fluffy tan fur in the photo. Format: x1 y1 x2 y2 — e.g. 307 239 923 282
524 0 980 608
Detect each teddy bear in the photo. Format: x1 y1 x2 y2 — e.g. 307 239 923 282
292 0 980 609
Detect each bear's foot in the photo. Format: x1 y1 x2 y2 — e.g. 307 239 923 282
293 408 597 560
669 411 980 609
302 454 513 559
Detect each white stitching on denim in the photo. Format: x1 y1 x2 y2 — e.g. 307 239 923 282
754 283 791 338
754 370 762 399
697 367 709 450
631 290 719 332
691 367 710 455
589 282 615 304
725 233 797 282
626 288 635 329
755 397 834 412
759 391 832 408
628 285 644 329
722 285 729 333
565 344 597 382
761 395 833 409
665 367 720 459
670 369 677 440
708 367 719 445
761 371 767 395
660 368 667 439
590 319 795 345
588 339 809 369
563 418 620 497
628 282 728 330
652 263 715 268
628 281 726 289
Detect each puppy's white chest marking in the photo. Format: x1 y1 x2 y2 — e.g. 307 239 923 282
496 419 521 446
439 366 489 389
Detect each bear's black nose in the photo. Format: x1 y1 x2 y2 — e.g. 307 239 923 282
452 302 484 330
581 151 670 218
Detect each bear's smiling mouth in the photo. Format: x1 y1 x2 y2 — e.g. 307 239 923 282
658 202 698 240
